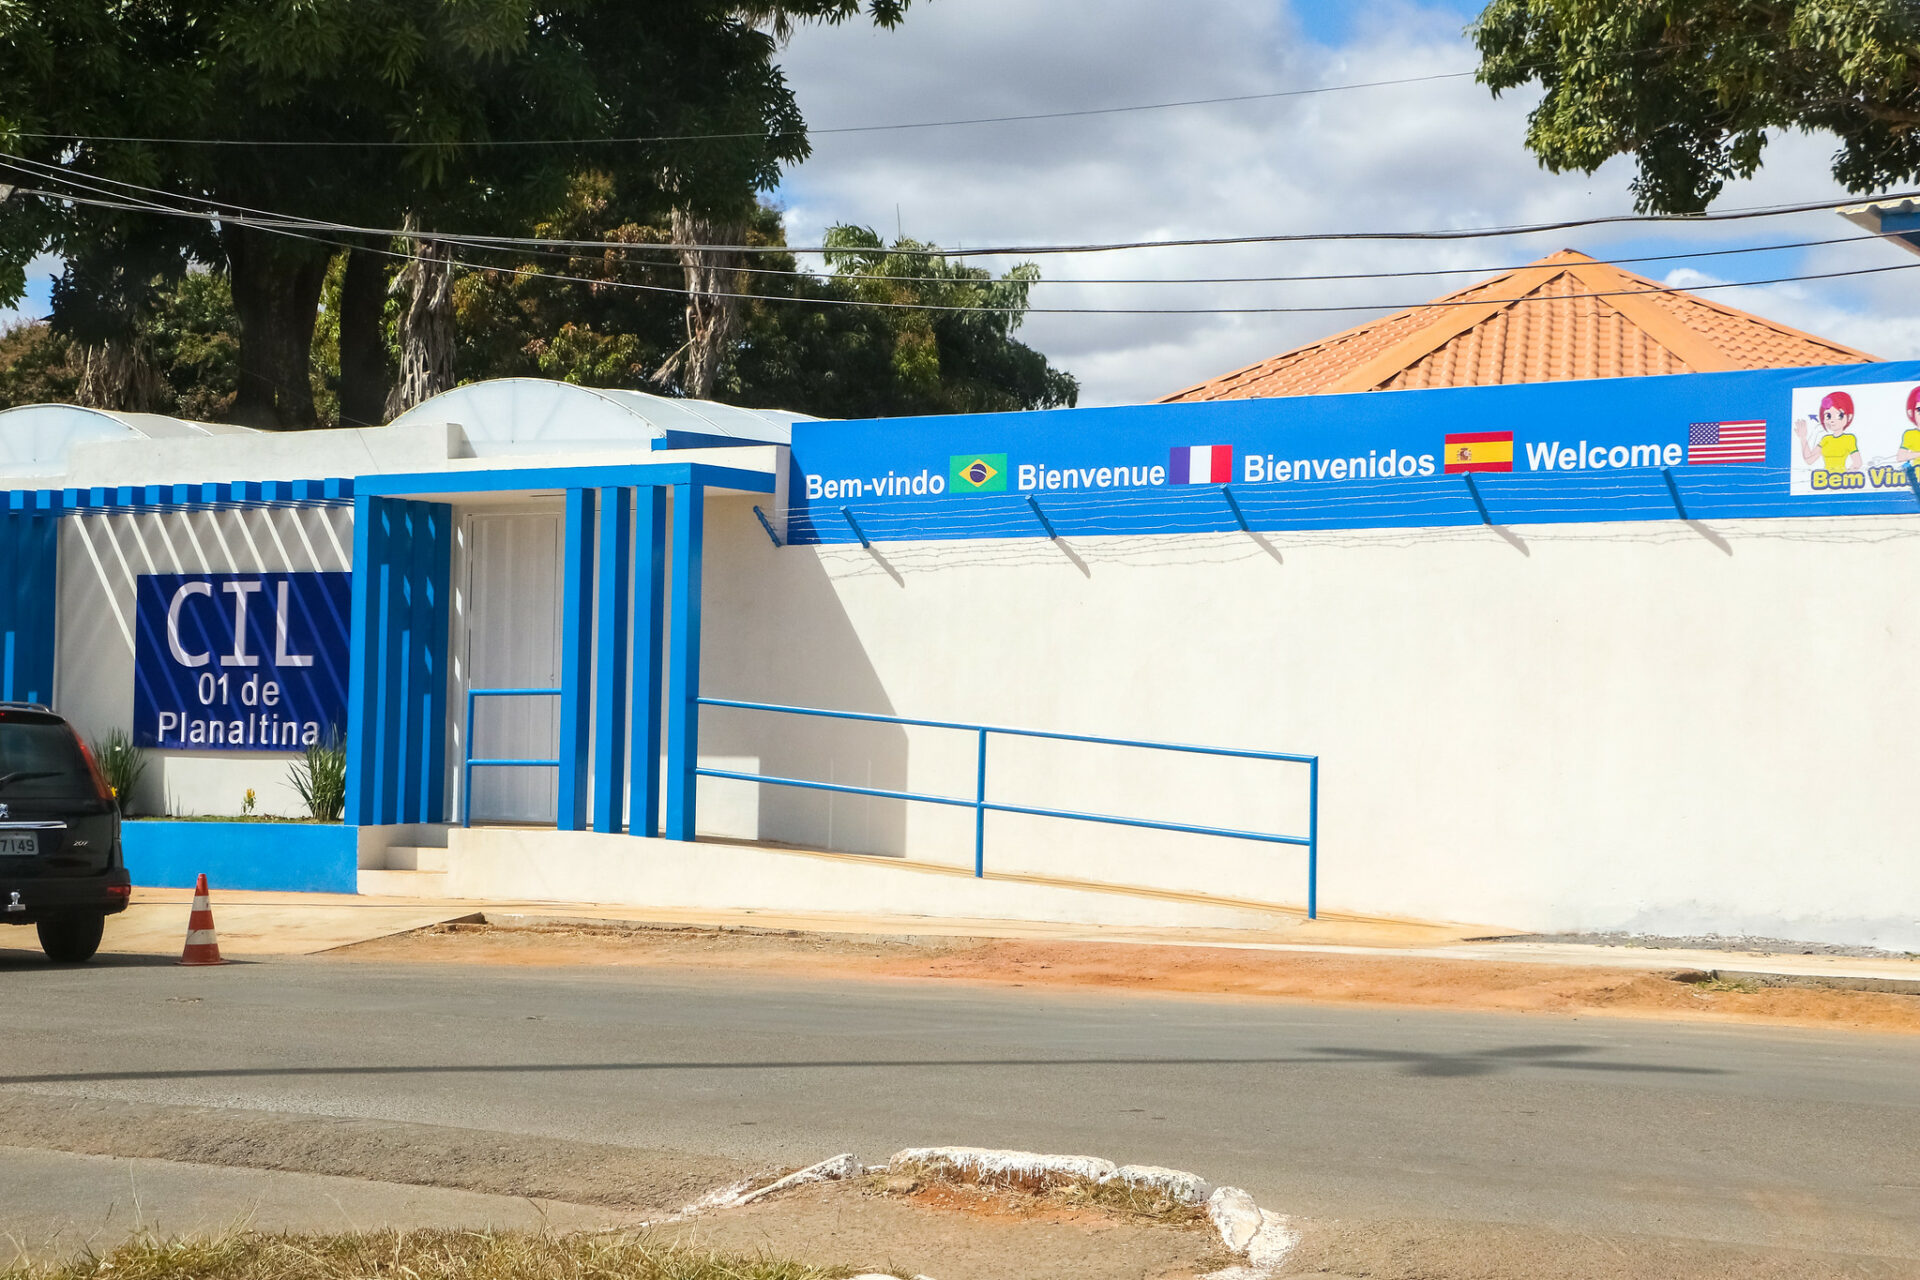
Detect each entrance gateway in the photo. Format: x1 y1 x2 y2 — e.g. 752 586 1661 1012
345 460 775 840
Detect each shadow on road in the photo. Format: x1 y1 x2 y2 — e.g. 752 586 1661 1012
1304 1043 1704 1077
0 949 200 970
0 1045 1727 1086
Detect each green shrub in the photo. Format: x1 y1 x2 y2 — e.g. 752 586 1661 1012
287 731 346 822
90 728 147 816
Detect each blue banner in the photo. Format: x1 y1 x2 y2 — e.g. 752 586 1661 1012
785 361 1920 545
133 572 351 751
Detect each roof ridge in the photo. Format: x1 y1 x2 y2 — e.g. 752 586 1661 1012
1154 259 1568 404
1160 248 1879 402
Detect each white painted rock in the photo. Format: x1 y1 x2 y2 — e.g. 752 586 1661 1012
889 1146 1117 1191
1105 1163 1212 1205
737 1152 862 1205
1207 1186 1265 1253
1203 1186 1299 1278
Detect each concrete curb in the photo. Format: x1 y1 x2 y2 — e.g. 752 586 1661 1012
662 1144 1299 1280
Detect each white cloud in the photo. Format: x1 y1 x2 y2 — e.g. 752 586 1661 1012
770 0 1920 406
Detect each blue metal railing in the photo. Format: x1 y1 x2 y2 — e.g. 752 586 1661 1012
693 697 1320 917
461 686 563 827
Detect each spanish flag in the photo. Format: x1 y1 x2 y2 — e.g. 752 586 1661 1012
1443 430 1514 473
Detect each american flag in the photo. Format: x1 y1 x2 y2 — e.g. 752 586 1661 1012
1687 419 1768 465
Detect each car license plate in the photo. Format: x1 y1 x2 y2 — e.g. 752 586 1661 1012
0 833 40 856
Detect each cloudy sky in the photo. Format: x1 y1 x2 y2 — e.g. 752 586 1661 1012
768 0 1920 405
6 0 1917 407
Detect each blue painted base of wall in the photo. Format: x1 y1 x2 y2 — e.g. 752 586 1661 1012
124 821 358 894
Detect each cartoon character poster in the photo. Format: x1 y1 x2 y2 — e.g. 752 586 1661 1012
1788 379 1920 495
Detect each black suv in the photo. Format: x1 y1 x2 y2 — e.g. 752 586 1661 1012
0 705 129 962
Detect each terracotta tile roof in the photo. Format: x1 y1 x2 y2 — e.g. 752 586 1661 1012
1161 249 1879 403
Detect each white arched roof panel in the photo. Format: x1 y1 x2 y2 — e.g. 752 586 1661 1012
386 378 810 455
0 404 250 478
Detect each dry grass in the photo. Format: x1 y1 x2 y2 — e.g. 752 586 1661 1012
2 1231 854 1280
867 1169 1205 1228
1046 1179 1205 1226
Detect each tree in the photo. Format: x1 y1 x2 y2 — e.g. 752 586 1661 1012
728 225 1080 417
1474 0 1920 212
0 0 914 426
449 199 1079 417
0 269 241 417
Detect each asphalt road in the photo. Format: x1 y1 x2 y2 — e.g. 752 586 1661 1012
3 951 1917 1260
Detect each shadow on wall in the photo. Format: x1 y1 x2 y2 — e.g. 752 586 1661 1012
698 499 909 857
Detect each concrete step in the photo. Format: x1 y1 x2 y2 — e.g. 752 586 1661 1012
382 846 450 872
357 868 450 898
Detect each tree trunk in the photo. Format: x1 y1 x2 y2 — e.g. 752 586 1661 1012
386 216 456 418
655 208 745 400
225 226 331 429
337 246 393 427
74 339 161 412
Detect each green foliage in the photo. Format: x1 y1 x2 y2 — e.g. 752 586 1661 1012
451 191 1078 415
147 270 243 421
728 223 1080 416
0 320 82 409
288 732 347 823
1475 0 1920 212
89 728 147 817
0 271 241 417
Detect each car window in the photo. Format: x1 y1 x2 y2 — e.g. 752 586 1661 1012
0 719 97 800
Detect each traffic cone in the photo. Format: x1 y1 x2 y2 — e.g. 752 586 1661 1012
178 873 226 966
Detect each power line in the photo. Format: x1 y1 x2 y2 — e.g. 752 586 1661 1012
430 229 1892 288
13 181 1919 318
5 152 1912 259
11 151 1896 297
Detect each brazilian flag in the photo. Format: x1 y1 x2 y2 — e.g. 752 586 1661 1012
950 453 1007 494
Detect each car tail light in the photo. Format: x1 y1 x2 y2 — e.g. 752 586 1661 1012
72 731 116 805
107 883 132 897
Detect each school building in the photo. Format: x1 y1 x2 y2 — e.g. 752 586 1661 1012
2 252 1916 948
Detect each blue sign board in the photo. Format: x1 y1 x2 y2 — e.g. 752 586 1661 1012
785 361 1920 545
133 572 351 751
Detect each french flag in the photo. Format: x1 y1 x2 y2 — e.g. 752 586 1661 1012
1169 444 1233 485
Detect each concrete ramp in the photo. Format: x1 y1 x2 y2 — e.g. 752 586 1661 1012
363 827 1313 932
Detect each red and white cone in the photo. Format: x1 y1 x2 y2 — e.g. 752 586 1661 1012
178 873 226 966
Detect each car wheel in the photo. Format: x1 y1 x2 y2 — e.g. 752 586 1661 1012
37 912 105 964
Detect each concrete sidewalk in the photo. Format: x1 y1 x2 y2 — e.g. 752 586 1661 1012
0 1146 627 1260
67 887 1920 992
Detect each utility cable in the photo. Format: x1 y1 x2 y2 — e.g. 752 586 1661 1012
4 151 1911 260
14 180 1918 318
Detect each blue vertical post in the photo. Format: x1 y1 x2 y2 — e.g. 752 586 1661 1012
374 500 405 824
591 487 632 833
974 728 988 877
1307 756 1319 920
630 486 667 838
664 483 704 841
398 503 427 821
420 503 453 824
344 494 380 825
556 488 596 831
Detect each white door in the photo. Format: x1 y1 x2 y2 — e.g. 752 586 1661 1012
464 511 563 824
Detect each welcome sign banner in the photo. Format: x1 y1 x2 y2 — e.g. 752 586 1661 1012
784 361 1920 546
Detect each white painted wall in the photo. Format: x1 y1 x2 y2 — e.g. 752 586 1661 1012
697 497 1920 950
55 506 354 818
32 408 1920 947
